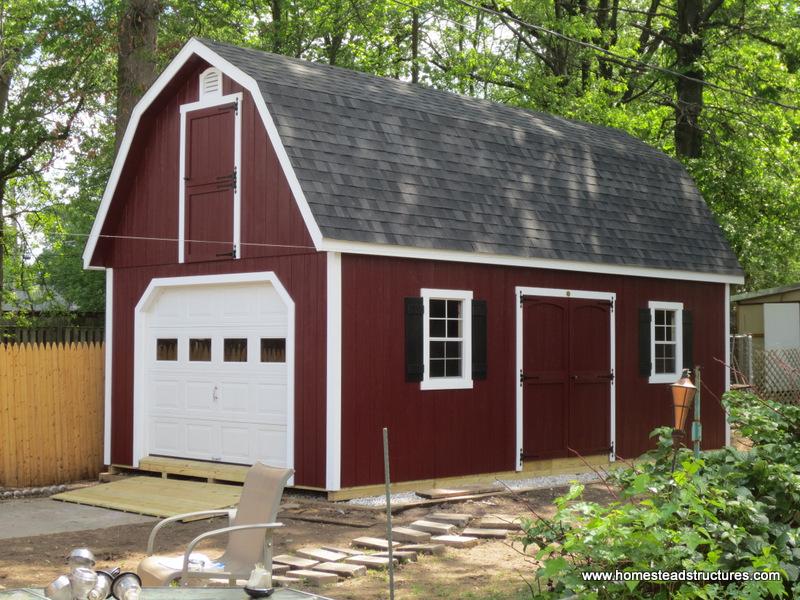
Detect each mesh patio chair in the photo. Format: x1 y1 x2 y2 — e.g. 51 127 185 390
137 462 293 587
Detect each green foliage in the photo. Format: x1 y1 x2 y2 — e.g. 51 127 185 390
520 392 800 598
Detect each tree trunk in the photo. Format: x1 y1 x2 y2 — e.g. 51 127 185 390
0 57 11 304
270 0 284 54
116 0 160 151
675 0 704 158
411 10 420 83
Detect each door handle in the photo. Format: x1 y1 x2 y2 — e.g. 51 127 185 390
212 386 219 402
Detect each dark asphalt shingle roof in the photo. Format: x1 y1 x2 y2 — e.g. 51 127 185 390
202 39 742 277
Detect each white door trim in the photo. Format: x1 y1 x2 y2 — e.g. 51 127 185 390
514 286 617 470
724 283 731 447
132 271 295 482
103 268 113 465
178 92 243 263
325 252 342 490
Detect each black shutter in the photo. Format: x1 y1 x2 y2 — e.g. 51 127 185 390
638 308 651 376
683 310 694 370
472 300 487 380
405 297 424 382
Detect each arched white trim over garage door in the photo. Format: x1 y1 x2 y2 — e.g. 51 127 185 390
132 272 294 477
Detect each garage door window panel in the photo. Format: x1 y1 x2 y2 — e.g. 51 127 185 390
224 338 248 362
261 338 286 362
156 339 178 361
189 338 212 362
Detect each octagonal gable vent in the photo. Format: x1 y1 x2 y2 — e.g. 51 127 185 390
200 67 222 99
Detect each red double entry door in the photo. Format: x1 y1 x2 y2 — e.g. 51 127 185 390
521 295 613 460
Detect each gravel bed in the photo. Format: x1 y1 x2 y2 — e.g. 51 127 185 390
346 470 601 507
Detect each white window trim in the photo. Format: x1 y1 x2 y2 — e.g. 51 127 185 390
648 300 684 384
178 91 243 263
421 288 473 391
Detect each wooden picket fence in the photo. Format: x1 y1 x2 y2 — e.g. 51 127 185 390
0 342 104 487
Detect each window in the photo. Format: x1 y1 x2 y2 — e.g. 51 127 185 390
156 339 177 361
421 288 473 390
189 338 212 362
224 338 248 362
261 338 286 363
648 301 683 383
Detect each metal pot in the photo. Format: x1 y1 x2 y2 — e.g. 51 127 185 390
66 548 96 570
44 575 72 600
69 567 98 599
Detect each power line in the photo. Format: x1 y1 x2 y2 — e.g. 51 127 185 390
387 0 800 112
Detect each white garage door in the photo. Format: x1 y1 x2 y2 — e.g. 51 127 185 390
143 281 291 466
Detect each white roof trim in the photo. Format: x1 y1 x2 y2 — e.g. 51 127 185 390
82 38 324 269
318 238 745 285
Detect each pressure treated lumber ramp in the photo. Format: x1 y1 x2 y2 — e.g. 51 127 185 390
51 476 242 517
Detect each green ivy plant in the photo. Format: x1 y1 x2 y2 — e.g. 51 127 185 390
521 391 800 599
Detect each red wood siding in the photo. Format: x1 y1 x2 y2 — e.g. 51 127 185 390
96 59 325 487
340 255 727 488
110 254 326 488
92 60 313 269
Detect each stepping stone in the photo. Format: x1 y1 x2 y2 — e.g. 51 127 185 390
296 547 347 562
462 527 508 539
398 543 446 556
286 569 338 586
391 526 431 543
272 564 290 575
416 484 501 499
273 575 302 587
321 545 363 557
313 561 367 578
345 555 399 570
431 534 480 548
273 555 319 569
409 519 456 535
428 512 472 527
352 536 400 550
476 515 523 530
375 550 418 563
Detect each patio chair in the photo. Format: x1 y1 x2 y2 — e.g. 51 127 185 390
137 462 293 587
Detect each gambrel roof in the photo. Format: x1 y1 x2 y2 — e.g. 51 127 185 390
85 38 743 281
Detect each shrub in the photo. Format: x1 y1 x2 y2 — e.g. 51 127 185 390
520 391 800 598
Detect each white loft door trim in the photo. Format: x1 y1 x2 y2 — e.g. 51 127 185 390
178 91 242 263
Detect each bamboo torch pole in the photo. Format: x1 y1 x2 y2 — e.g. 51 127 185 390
383 427 395 600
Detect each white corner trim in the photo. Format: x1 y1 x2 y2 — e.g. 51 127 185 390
103 268 113 465
724 283 731 447
647 300 684 384
319 239 745 285
83 38 323 269
420 288 474 391
131 271 296 484
515 286 617 467
178 92 243 263
326 252 342 491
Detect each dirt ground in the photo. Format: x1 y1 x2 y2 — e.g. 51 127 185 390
0 483 614 599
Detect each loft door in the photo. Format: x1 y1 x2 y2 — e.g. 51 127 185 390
184 104 236 262
521 296 612 459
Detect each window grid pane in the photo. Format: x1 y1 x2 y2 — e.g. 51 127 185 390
224 338 248 362
653 309 678 374
428 298 464 379
189 338 212 362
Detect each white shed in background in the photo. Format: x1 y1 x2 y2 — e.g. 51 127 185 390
732 283 800 398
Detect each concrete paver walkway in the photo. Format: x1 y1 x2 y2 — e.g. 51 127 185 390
0 498 154 540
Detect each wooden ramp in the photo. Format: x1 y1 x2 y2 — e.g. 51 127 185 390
52 476 242 518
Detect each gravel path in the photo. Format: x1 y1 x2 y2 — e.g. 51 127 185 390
347 470 601 507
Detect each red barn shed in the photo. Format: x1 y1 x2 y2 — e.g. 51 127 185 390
84 39 743 495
